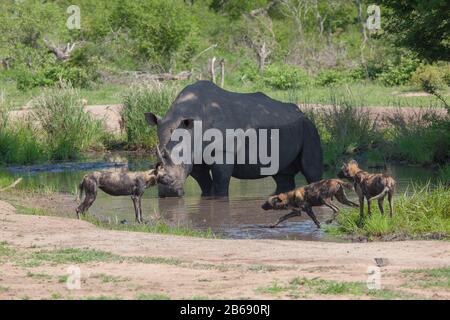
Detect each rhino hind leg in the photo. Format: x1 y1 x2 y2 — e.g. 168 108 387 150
273 173 296 194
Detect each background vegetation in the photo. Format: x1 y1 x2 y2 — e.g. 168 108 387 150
0 0 449 167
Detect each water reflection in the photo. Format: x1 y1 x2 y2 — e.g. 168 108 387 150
0 154 438 240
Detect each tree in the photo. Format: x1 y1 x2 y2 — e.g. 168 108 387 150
378 0 450 61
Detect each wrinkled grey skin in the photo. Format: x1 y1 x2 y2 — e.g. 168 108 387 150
146 81 323 197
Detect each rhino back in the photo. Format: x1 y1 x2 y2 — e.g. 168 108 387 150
166 81 304 130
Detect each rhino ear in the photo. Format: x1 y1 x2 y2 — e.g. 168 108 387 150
145 113 160 126
180 118 194 129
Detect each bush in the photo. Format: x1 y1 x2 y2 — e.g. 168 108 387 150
378 56 421 86
122 84 177 149
411 65 447 93
306 100 380 166
315 69 362 87
262 64 310 90
15 56 100 92
384 109 450 165
32 84 104 160
0 99 46 165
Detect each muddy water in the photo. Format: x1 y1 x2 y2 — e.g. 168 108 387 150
0 154 437 240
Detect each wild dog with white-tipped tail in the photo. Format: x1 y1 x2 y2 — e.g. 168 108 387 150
337 160 396 224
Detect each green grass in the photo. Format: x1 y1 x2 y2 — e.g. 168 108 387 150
31 248 120 265
15 206 48 216
401 267 450 289
135 293 171 300
91 273 127 283
256 277 414 299
82 214 217 239
0 286 9 293
121 84 178 149
26 272 52 280
326 184 450 240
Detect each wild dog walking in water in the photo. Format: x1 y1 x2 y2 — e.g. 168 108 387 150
337 160 396 224
76 164 167 223
261 179 358 228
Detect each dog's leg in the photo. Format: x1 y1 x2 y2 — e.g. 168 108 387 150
305 206 321 228
358 195 365 225
77 189 97 219
269 211 301 228
323 198 340 224
388 192 394 217
336 189 359 207
138 195 143 223
131 195 140 223
366 196 372 217
377 197 385 215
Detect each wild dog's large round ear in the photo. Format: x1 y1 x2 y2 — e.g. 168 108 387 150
145 113 161 126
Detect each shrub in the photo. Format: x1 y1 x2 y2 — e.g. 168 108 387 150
32 84 104 160
315 69 362 87
261 64 311 90
410 64 448 95
378 56 421 86
306 99 380 166
0 98 46 165
121 84 177 149
384 109 450 165
15 57 100 92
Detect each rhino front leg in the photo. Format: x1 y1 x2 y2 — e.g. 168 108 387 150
190 165 213 197
211 164 234 197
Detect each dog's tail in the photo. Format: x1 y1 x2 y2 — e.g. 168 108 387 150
369 187 389 201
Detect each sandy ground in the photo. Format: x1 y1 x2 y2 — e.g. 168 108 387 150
0 199 449 300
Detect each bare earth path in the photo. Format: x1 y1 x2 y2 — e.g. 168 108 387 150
1 199 449 300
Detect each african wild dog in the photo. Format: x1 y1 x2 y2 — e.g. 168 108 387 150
337 159 396 224
261 179 358 228
76 164 166 223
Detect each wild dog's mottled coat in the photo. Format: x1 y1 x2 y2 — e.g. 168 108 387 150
76 165 164 223
262 179 358 228
338 160 396 223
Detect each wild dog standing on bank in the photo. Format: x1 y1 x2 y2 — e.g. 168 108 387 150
261 179 358 228
338 160 396 224
76 164 167 223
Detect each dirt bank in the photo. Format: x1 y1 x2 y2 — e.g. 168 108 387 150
0 199 449 300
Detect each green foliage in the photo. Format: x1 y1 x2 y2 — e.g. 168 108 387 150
379 0 450 61
328 184 450 239
0 97 46 165
110 0 196 71
262 64 310 90
307 100 380 166
378 55 421 86
121 84 177 149
32 84 104 160
411 65 447 93
385 110 450 164
315 69 363 86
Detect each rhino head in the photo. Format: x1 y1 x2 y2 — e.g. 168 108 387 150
145 112 195 197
